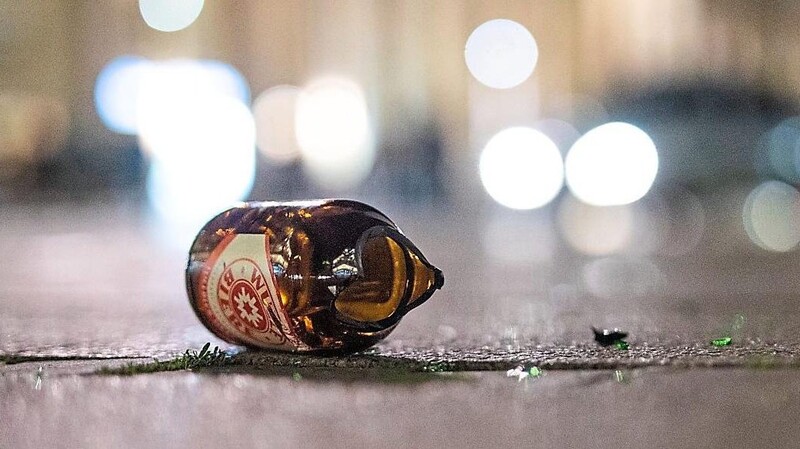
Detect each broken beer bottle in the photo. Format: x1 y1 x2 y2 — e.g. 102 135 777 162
186 200 444 353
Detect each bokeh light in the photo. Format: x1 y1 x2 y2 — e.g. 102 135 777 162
764 117 800 183
479 127 564 210
137 59 249 151
95 58 247 137
139 0 204 32
252 85 301 164
558 194 633 255
295 77 374 190
137 60 249 127
144 95 256 229
465 19 538 89
132 59 255 230
565 122 659 206
743 180 800 252
94 56 151 135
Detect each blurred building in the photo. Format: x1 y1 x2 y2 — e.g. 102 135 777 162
0 1 798 203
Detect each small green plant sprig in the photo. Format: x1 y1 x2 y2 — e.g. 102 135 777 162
100 343 229 375
178 342 229 369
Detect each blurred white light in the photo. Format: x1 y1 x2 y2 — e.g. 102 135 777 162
558 194 633 255
143 94 256 227
253 85 301 164
139 0 204 32
565 122 659 206
743 181 800 252
137 59 249 152
94 56 151 134
94 57 247 137
191 60 250 103
465 19 538 89
138 60 249 114
295 78 374 190
479 127 563 210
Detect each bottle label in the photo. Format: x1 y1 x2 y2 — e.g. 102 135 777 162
196 234 308 350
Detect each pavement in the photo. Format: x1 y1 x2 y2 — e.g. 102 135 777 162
2 199 800 448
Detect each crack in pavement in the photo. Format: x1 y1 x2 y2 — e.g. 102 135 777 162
231 341 800 372
3 342 799 375
0 354 149 366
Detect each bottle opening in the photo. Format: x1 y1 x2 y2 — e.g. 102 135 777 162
335 235 407 322
334 227 444 324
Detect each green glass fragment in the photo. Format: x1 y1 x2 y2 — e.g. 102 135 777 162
528 366 542 378
711 337 732 347
614 340 629 350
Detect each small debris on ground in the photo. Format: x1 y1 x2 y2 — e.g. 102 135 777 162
33 366 43 390
614 370 631 384
592 327 629 347
506 365 543 381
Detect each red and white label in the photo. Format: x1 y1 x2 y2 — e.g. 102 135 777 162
197 234 307 350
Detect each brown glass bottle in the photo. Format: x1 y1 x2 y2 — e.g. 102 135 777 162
186 199 444 353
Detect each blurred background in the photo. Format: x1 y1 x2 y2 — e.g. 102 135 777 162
3 0 800 355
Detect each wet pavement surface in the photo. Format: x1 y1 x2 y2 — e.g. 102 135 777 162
2 201 800 448
3 364 800 449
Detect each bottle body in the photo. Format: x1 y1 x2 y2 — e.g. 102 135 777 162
186 199 444 353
